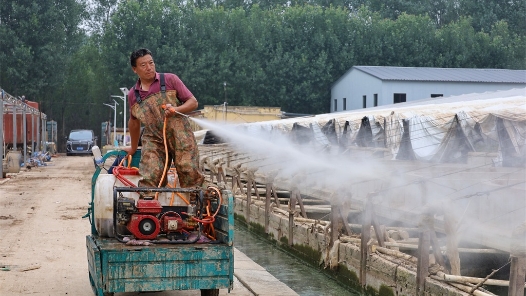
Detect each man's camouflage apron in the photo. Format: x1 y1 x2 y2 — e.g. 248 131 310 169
131 74 204 190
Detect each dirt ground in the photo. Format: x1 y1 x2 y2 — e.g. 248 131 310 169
0 155 251 296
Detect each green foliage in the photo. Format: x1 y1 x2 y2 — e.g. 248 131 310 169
0 0 86 149
0 0 83 97
1 0 525 152
458 0 526 35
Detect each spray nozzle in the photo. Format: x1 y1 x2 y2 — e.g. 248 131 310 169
161 104 189 118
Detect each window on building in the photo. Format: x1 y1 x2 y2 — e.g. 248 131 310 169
374 94 378 107
343 98 347 110
363 95 366 108
394 93 406 104
334 99 337 111
431 94 443 98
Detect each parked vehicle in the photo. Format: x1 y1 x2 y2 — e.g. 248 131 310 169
66 129 97 156
86 150 234 296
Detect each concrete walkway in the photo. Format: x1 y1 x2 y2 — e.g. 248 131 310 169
234 248 299 296
112 248 299 296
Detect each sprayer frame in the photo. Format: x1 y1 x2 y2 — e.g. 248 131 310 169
86 150 234 296
112 186 207 244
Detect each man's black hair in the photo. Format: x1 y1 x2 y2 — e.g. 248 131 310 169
130 48 153 67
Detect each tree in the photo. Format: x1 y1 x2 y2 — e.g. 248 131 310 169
458 0 526 35
2 0 525 153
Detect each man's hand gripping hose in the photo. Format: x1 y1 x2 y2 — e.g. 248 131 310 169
161 104 189 118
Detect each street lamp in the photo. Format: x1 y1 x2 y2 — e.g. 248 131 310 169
112 87 129 146
119 87 129 145
111 89 128 146
110 95 124 145
103 99 119 147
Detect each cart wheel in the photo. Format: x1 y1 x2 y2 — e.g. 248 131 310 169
200 289 219 296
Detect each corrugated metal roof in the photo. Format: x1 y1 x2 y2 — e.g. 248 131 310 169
354 66 526 83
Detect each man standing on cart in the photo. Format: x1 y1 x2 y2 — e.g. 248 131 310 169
123 48 204 195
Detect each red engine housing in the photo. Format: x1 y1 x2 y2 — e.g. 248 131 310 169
127 200 163 240
135 199 163 214
160 211 185 234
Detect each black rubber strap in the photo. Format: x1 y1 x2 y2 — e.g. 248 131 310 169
134 87 141 104
135 73 164 104
160 73 166 93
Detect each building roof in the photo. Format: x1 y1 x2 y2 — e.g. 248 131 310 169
353 66 526 83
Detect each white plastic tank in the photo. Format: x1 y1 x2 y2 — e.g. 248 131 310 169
94 173 141 237
94 172 189 237
6 150 21 174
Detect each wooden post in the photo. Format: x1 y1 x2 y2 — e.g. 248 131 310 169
416 213 432 296
370 207 385 248
207 158 219 183
207 164 215 183
247 169 259 200
232 165 245 195
215 159 226 185
236 175 244 195
329 203 353 251
263 170 280 207
246 168 260 201
289 189 297 212
330 205 340 248
226 151 232 168
265 183 271 233
360 199 372 287
231 174 236 192
430 230 446 268
246 178 252 225
217 164 223 183
288 211 294 246
271 184 279 205
508 257 526 296
290 173 306 217
329 196 353 248
252 179 260 200
444 212 461 275
288 189 307 218
231 174 241 194
509 223 526 296
296 191 307 218
199 156 207 175
338 207 353 237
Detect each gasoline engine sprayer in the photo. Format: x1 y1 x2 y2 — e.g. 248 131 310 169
91 149 223 244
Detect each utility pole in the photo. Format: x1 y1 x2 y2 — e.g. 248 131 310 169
103 99 119 147
120 87 128 146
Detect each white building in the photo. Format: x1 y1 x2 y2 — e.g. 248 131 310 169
330 66 526 112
